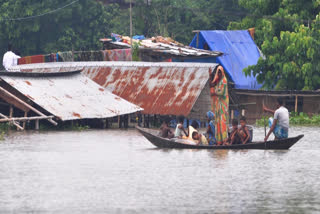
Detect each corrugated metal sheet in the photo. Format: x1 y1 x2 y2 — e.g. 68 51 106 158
10 62 218 116
0 72 143 121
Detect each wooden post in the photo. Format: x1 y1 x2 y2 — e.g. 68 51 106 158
231 110 234 120
196 32 199 48
142 114 145 127
118 115 121 128
9 105 13 118
23 112 27 129
130 0 133 61
295 95 298 113
0 86 57 126
35 120 39 130
128 114 131 128
0 115 54 122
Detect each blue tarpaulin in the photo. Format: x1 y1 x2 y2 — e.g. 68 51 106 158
190 30 262 89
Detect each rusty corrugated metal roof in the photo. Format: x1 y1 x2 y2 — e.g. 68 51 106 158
10 62 217 116
0 71 143 120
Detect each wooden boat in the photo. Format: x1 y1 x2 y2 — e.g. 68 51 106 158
136 126 304 150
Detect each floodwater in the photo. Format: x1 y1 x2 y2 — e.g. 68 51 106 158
0 126 319 214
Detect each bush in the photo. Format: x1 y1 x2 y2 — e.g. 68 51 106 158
256 112 320 126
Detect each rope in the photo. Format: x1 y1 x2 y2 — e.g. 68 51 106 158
0 0 79 22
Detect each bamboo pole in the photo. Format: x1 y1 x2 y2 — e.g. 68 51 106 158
0 115 54 122
22 112 27 129
9 105 13 118
0 113 24 130
0 86 57 126
35 120 39 130
130 0 133 61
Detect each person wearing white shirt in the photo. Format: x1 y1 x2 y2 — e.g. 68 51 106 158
12 49 21 66
3 44 20 70
263 98 289 141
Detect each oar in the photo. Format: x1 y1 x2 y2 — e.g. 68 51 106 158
263 99 266 137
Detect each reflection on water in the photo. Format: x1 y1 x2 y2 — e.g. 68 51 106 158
0 127 319 213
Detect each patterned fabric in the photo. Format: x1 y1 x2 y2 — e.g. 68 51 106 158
18 55 45 65
210 65 229 145
269 118 288 139
206 111 216 145
102 49 132 61
73 51 103 61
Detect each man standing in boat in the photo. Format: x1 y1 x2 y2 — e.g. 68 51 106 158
263 98 289 142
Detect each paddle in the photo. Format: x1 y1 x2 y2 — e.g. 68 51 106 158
263 100 266 138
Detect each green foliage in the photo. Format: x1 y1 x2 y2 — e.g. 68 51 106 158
0 0 120 55
115 0 246 44
230 0 320 90
256 112 320 126
0 0 246 57
132 42 140 61
0 131 4 141
0 123 10 132
39 122 89 131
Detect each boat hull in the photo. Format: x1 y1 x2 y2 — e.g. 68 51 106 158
136 126 304 150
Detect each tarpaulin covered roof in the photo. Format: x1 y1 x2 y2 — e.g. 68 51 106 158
190 30 262 89
0 71 143 120
10 62 218 116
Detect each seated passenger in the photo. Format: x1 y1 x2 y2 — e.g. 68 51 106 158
224 119 241 145
192 131 209 145
181 121 208 145
159 118 174 139
174 115 187 138
238 116 251 144
206 111 216 145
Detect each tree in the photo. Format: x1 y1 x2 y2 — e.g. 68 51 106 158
118 0 246 44
229 0 320 90
0 0 120 56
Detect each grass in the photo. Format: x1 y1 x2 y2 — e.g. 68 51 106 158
256 112 320 126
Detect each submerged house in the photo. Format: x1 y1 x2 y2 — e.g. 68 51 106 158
11 62 221 127
188 30 320 122
0 70 143 130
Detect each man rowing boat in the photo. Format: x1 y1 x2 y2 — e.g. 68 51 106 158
263 98 289 142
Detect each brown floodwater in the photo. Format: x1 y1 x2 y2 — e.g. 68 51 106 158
0 126 319 213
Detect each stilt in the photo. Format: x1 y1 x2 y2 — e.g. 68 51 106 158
9 105 13 118
295 95 298 113
23 112 27 129
124 114 128 128
142 114 145 127
146 115 150 128
127 115 131 128
105 118 109 129
35 120 39 130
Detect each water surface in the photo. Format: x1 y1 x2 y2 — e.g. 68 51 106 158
0 127 319 213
